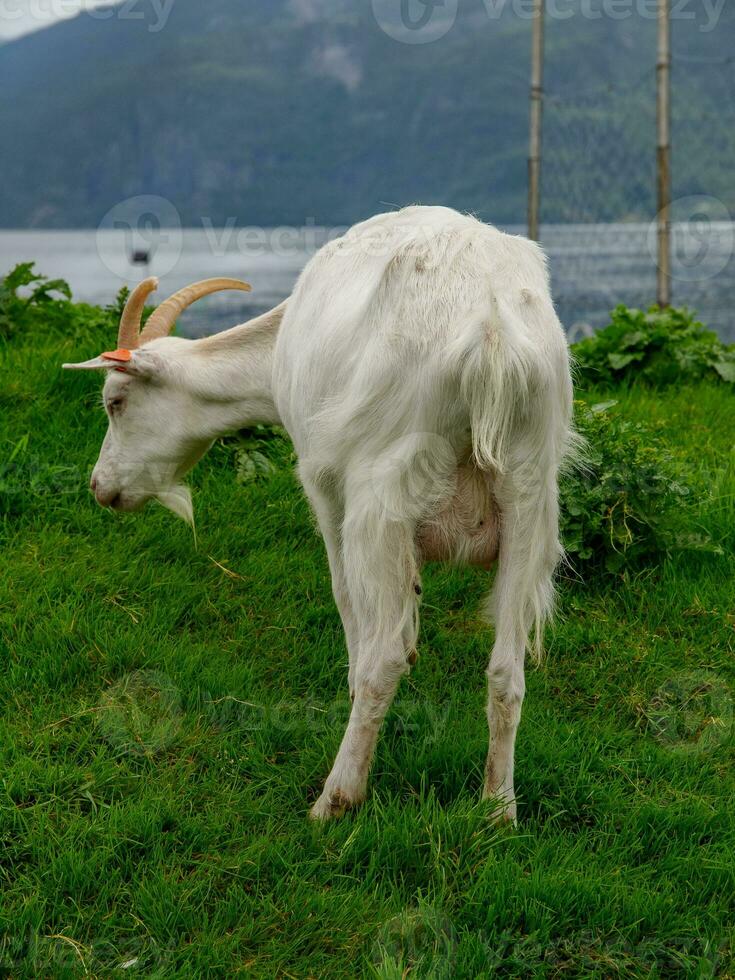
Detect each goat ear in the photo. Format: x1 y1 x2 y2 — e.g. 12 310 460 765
125 348 164 378
62 356 122 371
62 349 164 376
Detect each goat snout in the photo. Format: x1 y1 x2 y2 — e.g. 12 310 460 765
90 475 122 509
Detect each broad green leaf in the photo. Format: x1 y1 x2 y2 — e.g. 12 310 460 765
713 360 735 383
608 351 642 370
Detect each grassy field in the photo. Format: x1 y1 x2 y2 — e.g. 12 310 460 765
1 300 734 978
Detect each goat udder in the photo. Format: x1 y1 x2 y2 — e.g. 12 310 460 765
416 465 499 569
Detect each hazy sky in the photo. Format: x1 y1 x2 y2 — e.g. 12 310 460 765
0 1 113 41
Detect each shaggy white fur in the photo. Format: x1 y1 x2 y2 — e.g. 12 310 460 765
66 206 575 822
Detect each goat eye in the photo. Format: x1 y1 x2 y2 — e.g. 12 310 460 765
106 398 124 413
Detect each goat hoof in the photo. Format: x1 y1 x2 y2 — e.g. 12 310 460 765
491 808 518 828
482 790 517 827
310 788 359 821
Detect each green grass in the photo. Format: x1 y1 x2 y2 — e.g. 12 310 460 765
1 317 734 978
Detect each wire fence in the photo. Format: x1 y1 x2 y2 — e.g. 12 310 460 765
540 11 735 342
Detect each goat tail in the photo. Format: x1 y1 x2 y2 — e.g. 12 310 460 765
457 294 576 662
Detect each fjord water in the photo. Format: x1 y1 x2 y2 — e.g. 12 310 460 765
1 223 733 342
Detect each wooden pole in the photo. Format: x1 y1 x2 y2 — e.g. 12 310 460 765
656 0 672 306
528 0 545 242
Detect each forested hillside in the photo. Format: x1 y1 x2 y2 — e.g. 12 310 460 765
0 0 732 227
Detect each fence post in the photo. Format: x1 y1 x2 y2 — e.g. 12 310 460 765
528 0 545 242
657 0 672 306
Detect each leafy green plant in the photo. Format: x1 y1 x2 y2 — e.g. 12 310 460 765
0 262 72 340
0 269 721 579
0 265 188 355
0 262 123 353
217 425 294 485
573 305 735 388
561 400 719 573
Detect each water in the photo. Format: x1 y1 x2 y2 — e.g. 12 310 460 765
1 223 733 342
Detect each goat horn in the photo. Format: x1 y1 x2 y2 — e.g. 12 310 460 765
138 278 252 344
117 277 159 350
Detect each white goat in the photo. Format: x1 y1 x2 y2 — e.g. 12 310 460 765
64 206 574 822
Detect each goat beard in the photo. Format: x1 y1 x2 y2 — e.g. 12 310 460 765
156 484 194 528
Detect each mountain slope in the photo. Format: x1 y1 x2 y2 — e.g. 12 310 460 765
0 0 732 228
